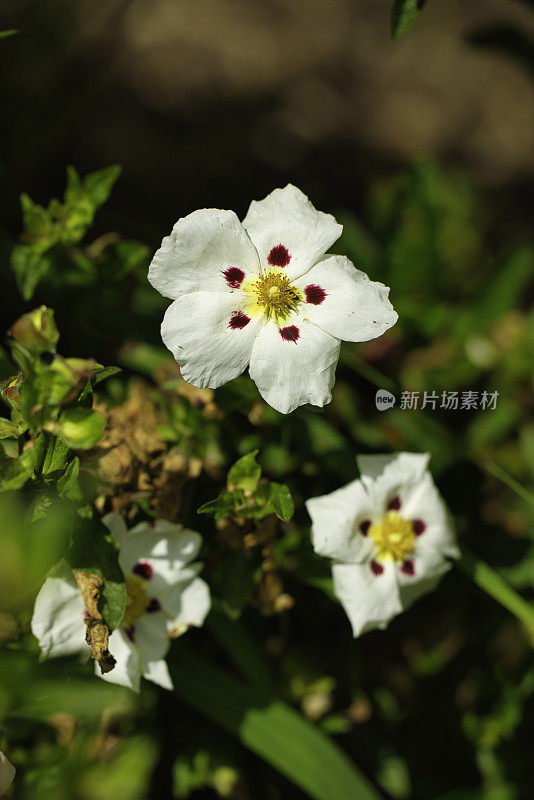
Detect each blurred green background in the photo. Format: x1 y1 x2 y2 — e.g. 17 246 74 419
1 1 534 799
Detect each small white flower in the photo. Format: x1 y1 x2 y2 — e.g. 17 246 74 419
148 185 398 414
0 751 15 796
31 514 211 692
306 453 460 637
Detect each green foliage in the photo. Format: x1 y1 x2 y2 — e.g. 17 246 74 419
390 0 428 41
198 451 295 522
171 639 383 800
11 165 121 299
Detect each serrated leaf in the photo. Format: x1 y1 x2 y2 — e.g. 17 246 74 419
228 450 261 492
66 516 126 630
391 0 427 41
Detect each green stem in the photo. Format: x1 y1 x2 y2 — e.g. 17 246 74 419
483 461 534 510
458 548 534 635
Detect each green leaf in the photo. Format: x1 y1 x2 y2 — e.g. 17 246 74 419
11 245 52 300
58 407 105 449
82 165 121 208
0 29 17 39
268 482 295 521
66 516 126 630
0 448 36 491
391 0 428 42
33 433 71 478
171 641 383 800
56 457 83 501
197 493 235 519
228 450 261 492
0 418 23 439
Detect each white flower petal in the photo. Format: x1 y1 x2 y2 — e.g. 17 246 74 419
306 479 375 563
357 452 430 483
148 209 260 299
166 577 211 630
396 475 460 561
161 291 262 389
242 185 342 280
397 548 452 610
0 751 15 796
113 519 203 597
248 314 340 414
135 613 170 664
31 560 87 660
294 255 397 342
95 628 141 692
143 658 173 691
332 560 402 637
101 511 128 544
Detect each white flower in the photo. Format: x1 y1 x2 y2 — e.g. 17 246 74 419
0 751 15 796
148 184 398 414
31 514 211 692
306 453 460 637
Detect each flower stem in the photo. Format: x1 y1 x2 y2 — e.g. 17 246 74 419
458 548 534 636
482 461 534 510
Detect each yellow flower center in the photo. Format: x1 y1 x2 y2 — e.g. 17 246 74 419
248 270 302 321
369 512 416 563
123 576 150 626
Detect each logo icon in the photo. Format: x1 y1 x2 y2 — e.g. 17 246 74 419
375 390 396 410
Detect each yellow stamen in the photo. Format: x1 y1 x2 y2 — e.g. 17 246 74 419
123 576 150 626
369 512 416 563
248 270 302 321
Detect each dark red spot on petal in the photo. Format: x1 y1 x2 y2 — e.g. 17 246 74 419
412 519 426 536
223 267 245 288
267 244 291 268
280 325 300 343
132 561 153 580
370 560 384 576
387 494 401 511
359 519 371 536
305 284 327 305
124 625 136 642
401 559 415 576
229 311 250 329
147 598 162 613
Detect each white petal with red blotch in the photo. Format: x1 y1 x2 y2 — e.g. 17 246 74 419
242 185 342 281
148 209 260 299
0 752 15 796
396 546 453 611
31 560 88 660
95 627 141 692
104 515 205 602
356 453 459 560
306 478 375 564
356 453 430 510
248 313 340 414
332 560 403 637
294 255 398 342
161 291 262 389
